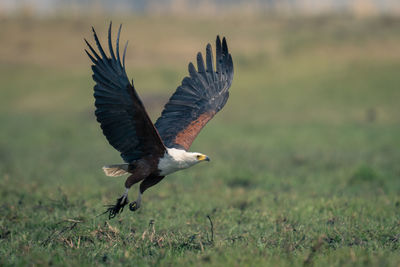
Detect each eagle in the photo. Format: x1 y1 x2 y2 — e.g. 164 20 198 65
85 23 233 219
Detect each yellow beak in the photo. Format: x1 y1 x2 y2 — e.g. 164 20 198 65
198 154 210 161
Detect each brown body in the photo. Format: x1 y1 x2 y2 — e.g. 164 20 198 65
125 157 164 193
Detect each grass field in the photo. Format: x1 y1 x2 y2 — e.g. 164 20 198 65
1 14 400 266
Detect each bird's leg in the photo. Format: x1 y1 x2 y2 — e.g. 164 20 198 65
128 175 163 212
120 188 129 204
104 188 129 219
129 190 142 212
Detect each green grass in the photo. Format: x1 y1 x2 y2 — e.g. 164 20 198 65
1 15 400 266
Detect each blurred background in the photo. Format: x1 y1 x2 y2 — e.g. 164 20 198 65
2 0 400 16
0 1 400 265
1 0 400 218
1 0 399 190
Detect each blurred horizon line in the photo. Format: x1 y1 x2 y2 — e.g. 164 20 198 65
1 0 400 18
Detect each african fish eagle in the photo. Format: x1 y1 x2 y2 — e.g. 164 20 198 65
85 23 233 219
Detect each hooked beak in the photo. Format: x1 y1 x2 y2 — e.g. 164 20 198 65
198 154 210 162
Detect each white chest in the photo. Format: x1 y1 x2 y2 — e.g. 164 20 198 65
157 148 195 176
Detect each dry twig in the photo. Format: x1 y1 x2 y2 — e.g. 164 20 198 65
206 215 214 244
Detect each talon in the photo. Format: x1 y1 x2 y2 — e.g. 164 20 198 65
104 195 129 219
129 201 138 211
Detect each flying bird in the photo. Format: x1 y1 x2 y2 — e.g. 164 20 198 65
85 23 233 219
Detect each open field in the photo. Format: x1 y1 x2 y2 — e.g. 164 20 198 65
0 14 400 266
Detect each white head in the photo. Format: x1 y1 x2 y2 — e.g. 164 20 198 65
159 148 210 176
182 151 210 166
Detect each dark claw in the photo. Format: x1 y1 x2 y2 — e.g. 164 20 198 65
103 196 128 219
129 201 139 212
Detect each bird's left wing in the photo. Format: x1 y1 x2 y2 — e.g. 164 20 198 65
85 23 165 163
155 36 234 150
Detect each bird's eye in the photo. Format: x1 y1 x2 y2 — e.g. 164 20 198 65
196 155 201 160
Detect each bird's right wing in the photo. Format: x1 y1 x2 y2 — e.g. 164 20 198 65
155 36 233 150
85 23 165 163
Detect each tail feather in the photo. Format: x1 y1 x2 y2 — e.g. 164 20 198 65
102 164 129 177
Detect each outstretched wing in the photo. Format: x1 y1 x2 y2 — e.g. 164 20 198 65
85 23 165 163
155 36 233 150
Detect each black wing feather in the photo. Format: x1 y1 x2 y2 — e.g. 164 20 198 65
155 36 234 150
86 23 165 163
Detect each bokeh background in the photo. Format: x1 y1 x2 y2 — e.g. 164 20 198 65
1 1 399 266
